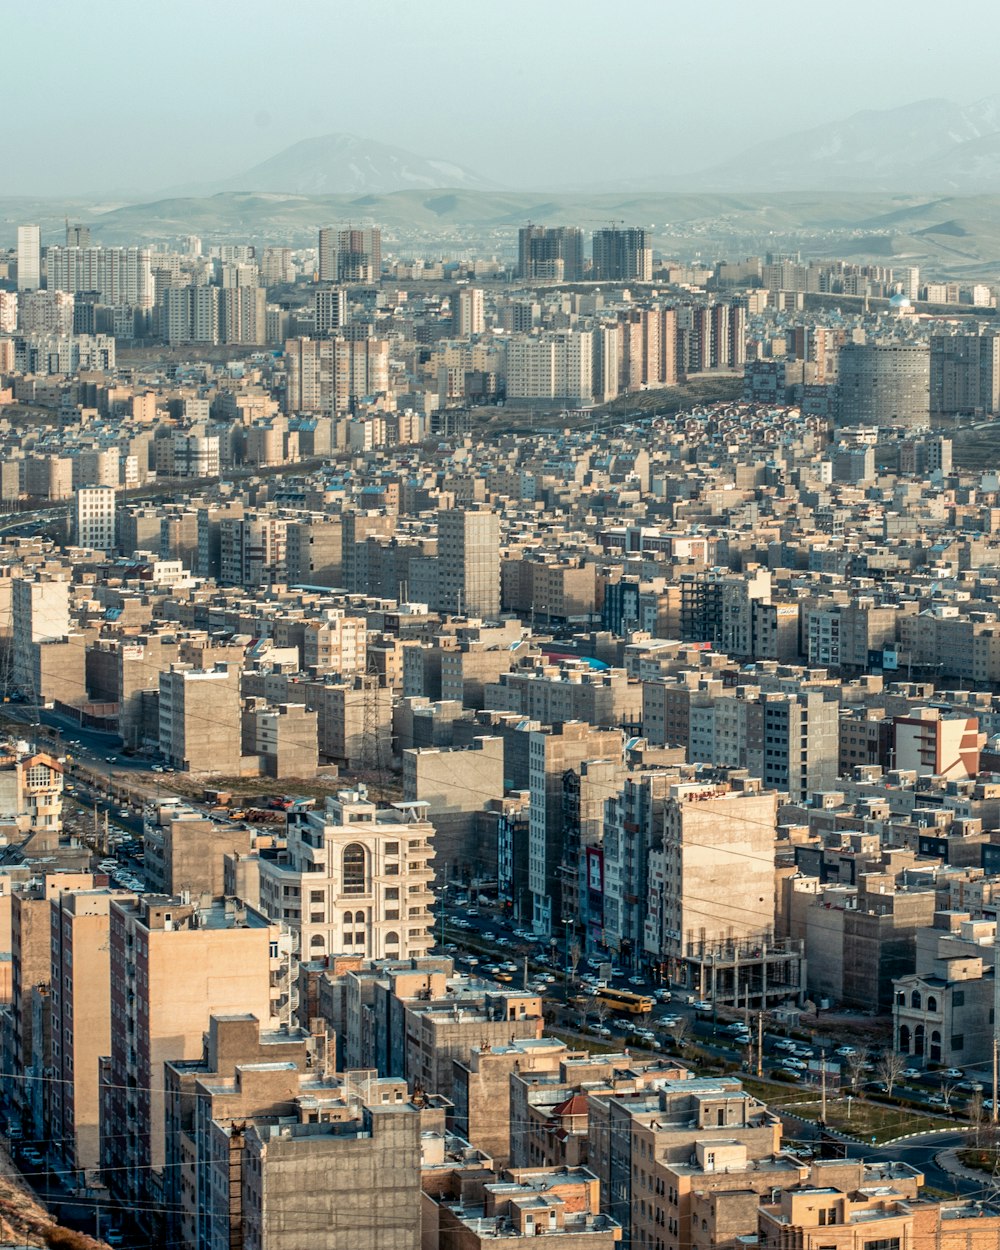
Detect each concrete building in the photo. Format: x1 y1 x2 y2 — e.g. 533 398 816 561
402 737 504 875
930 331 1000 418
17 224 40 291
643 778 779 990
257 789 435 961
242 699 319 778
517 226 584 282
591 227 651 282
142 799 254 899
159 662 242 773
438 507 500 621
894 707 983 780
100 895 276 1212
240 1101 420 1250
529 722 624 935
49 889 123 1184
452 287 485 337
451 1038 571 1168
162 1012 314 1250
431 1167 620 1250
74 485 116 551
893 910 996 1068
505 331 594 403
837 342 930 429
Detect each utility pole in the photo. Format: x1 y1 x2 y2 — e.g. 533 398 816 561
994 921 1000 1124
439 862 447 950
756 1011 763 1077
820 1048 827 1125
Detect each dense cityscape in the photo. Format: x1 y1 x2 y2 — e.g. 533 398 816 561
10 5 1000 1248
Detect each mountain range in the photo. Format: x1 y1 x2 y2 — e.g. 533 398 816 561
687 96 1000 193
193 133 497 197
184 96 1000 198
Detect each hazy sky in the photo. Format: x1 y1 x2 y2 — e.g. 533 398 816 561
5 0 1000 197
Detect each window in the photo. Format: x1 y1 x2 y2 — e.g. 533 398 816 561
951 1034 965 1051
926 995 938 1012
310 890 324 903
343 844 367 894
910 991 921 1009
953 990 965 1007
863 1240 899 1250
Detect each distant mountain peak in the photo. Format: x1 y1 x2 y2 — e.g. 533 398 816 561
216 132 499 195
688 95 1000 194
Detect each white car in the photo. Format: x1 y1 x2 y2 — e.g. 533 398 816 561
834 1046 857 1058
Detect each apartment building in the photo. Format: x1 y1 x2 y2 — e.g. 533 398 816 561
100 895 276 1212
528 721 624 935
49 889 123 1184
257 789 435 961
159 662 242 773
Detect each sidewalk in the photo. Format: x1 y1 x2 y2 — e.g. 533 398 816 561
935 1148 991 1182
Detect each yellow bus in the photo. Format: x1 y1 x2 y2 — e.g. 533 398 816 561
597 988 654 1015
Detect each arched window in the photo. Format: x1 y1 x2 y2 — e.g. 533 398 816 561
385 930 400 950
353 910 365 925
899 1025 911 1053
911 990 922 1009
310 934 325 949
914 1023 925 1055
930 1030 941 1063
343 844 367 895
927 995 938 1012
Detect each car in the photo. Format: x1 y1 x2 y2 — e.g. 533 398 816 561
118 809 130 818
776 1068 801 1082
104 1229 124 1247
483 932 498 942
927 1094 947 1106
902 1067 921 1079
596 1027 612 1038
658 1015 680 1027
985 1099 995 1111
784 1058 807 1070
774 1039 797 1052
834 1046 857 1058
725 1021 749 1034
957 1080 984 1093
942 1068 965 1080
654 989 672 1002
692 1000 712 1012
628 976 645 986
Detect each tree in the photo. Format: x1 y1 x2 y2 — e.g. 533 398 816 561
876 1051 905 1099
569 941 581 988
846 1047 870 1097
671 1017 691 1050
594 998 611 1031
941 1082 957 1114
968 1091 985 1144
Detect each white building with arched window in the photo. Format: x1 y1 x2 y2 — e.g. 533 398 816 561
257 787 436 962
